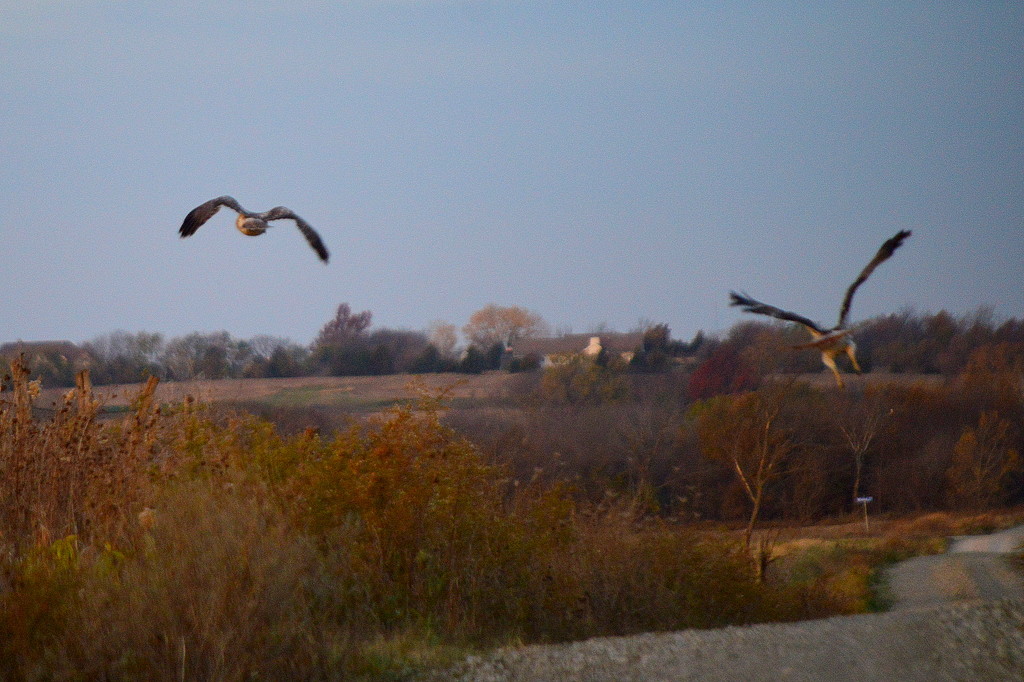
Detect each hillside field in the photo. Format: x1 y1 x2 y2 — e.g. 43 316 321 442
37 371 529 412
35 370 941 413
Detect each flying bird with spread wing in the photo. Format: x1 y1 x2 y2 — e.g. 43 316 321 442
178 196 330 262
729 230 911 388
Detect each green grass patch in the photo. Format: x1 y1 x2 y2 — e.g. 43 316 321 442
770 535 948 615
260 385 403 412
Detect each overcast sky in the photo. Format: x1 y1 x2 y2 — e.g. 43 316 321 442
2 1 1021 347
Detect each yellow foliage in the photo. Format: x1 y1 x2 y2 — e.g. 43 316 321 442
0 364 878 678
946 410 1022 509
539 354 629 404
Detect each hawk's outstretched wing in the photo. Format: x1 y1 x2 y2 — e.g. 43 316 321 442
179 196 245 237
263 206 330 263
836 230 911 328
729 291 827 334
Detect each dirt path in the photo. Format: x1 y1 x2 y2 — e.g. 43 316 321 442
439 527 1024 681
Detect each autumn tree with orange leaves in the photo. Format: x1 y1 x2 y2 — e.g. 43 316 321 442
462 304 548 350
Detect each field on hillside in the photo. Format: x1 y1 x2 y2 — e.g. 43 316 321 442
37 371 532 411
36 370 941 412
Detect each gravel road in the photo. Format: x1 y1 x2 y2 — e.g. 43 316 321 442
886 525 1024 610
438 526 1024 681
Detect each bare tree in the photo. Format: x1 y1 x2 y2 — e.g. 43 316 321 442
427 321 458 360
831 389 891 505
161 332 229 380
84 330 165 384
314 303 372 349
696 385 795 553
247 334 295 359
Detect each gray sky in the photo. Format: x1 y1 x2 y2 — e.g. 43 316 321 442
2 1 1021 346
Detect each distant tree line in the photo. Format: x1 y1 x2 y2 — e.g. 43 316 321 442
686 307 1024 400
3 304 1023 390
0 303 545 387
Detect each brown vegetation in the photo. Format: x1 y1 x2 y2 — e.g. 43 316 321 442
452 361 1024 526
0 358 870 680
5 312 1023 679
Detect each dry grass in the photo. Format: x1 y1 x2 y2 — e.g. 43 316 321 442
56 483 328 680
0 358 161 546
752 508 1024 616
0 361 954 679
35 370 946 413
35 371 524 410
884 508 1024 538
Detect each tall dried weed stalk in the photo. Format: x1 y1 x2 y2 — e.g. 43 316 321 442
0 355 161 547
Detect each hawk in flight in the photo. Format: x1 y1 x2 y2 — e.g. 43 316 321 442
730 230 911 388
179 196 329 262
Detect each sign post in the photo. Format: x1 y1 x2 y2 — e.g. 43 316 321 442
855 496 873 532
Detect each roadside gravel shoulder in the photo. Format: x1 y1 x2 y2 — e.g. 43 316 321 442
439 600 1024 681
435 526 1024 681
